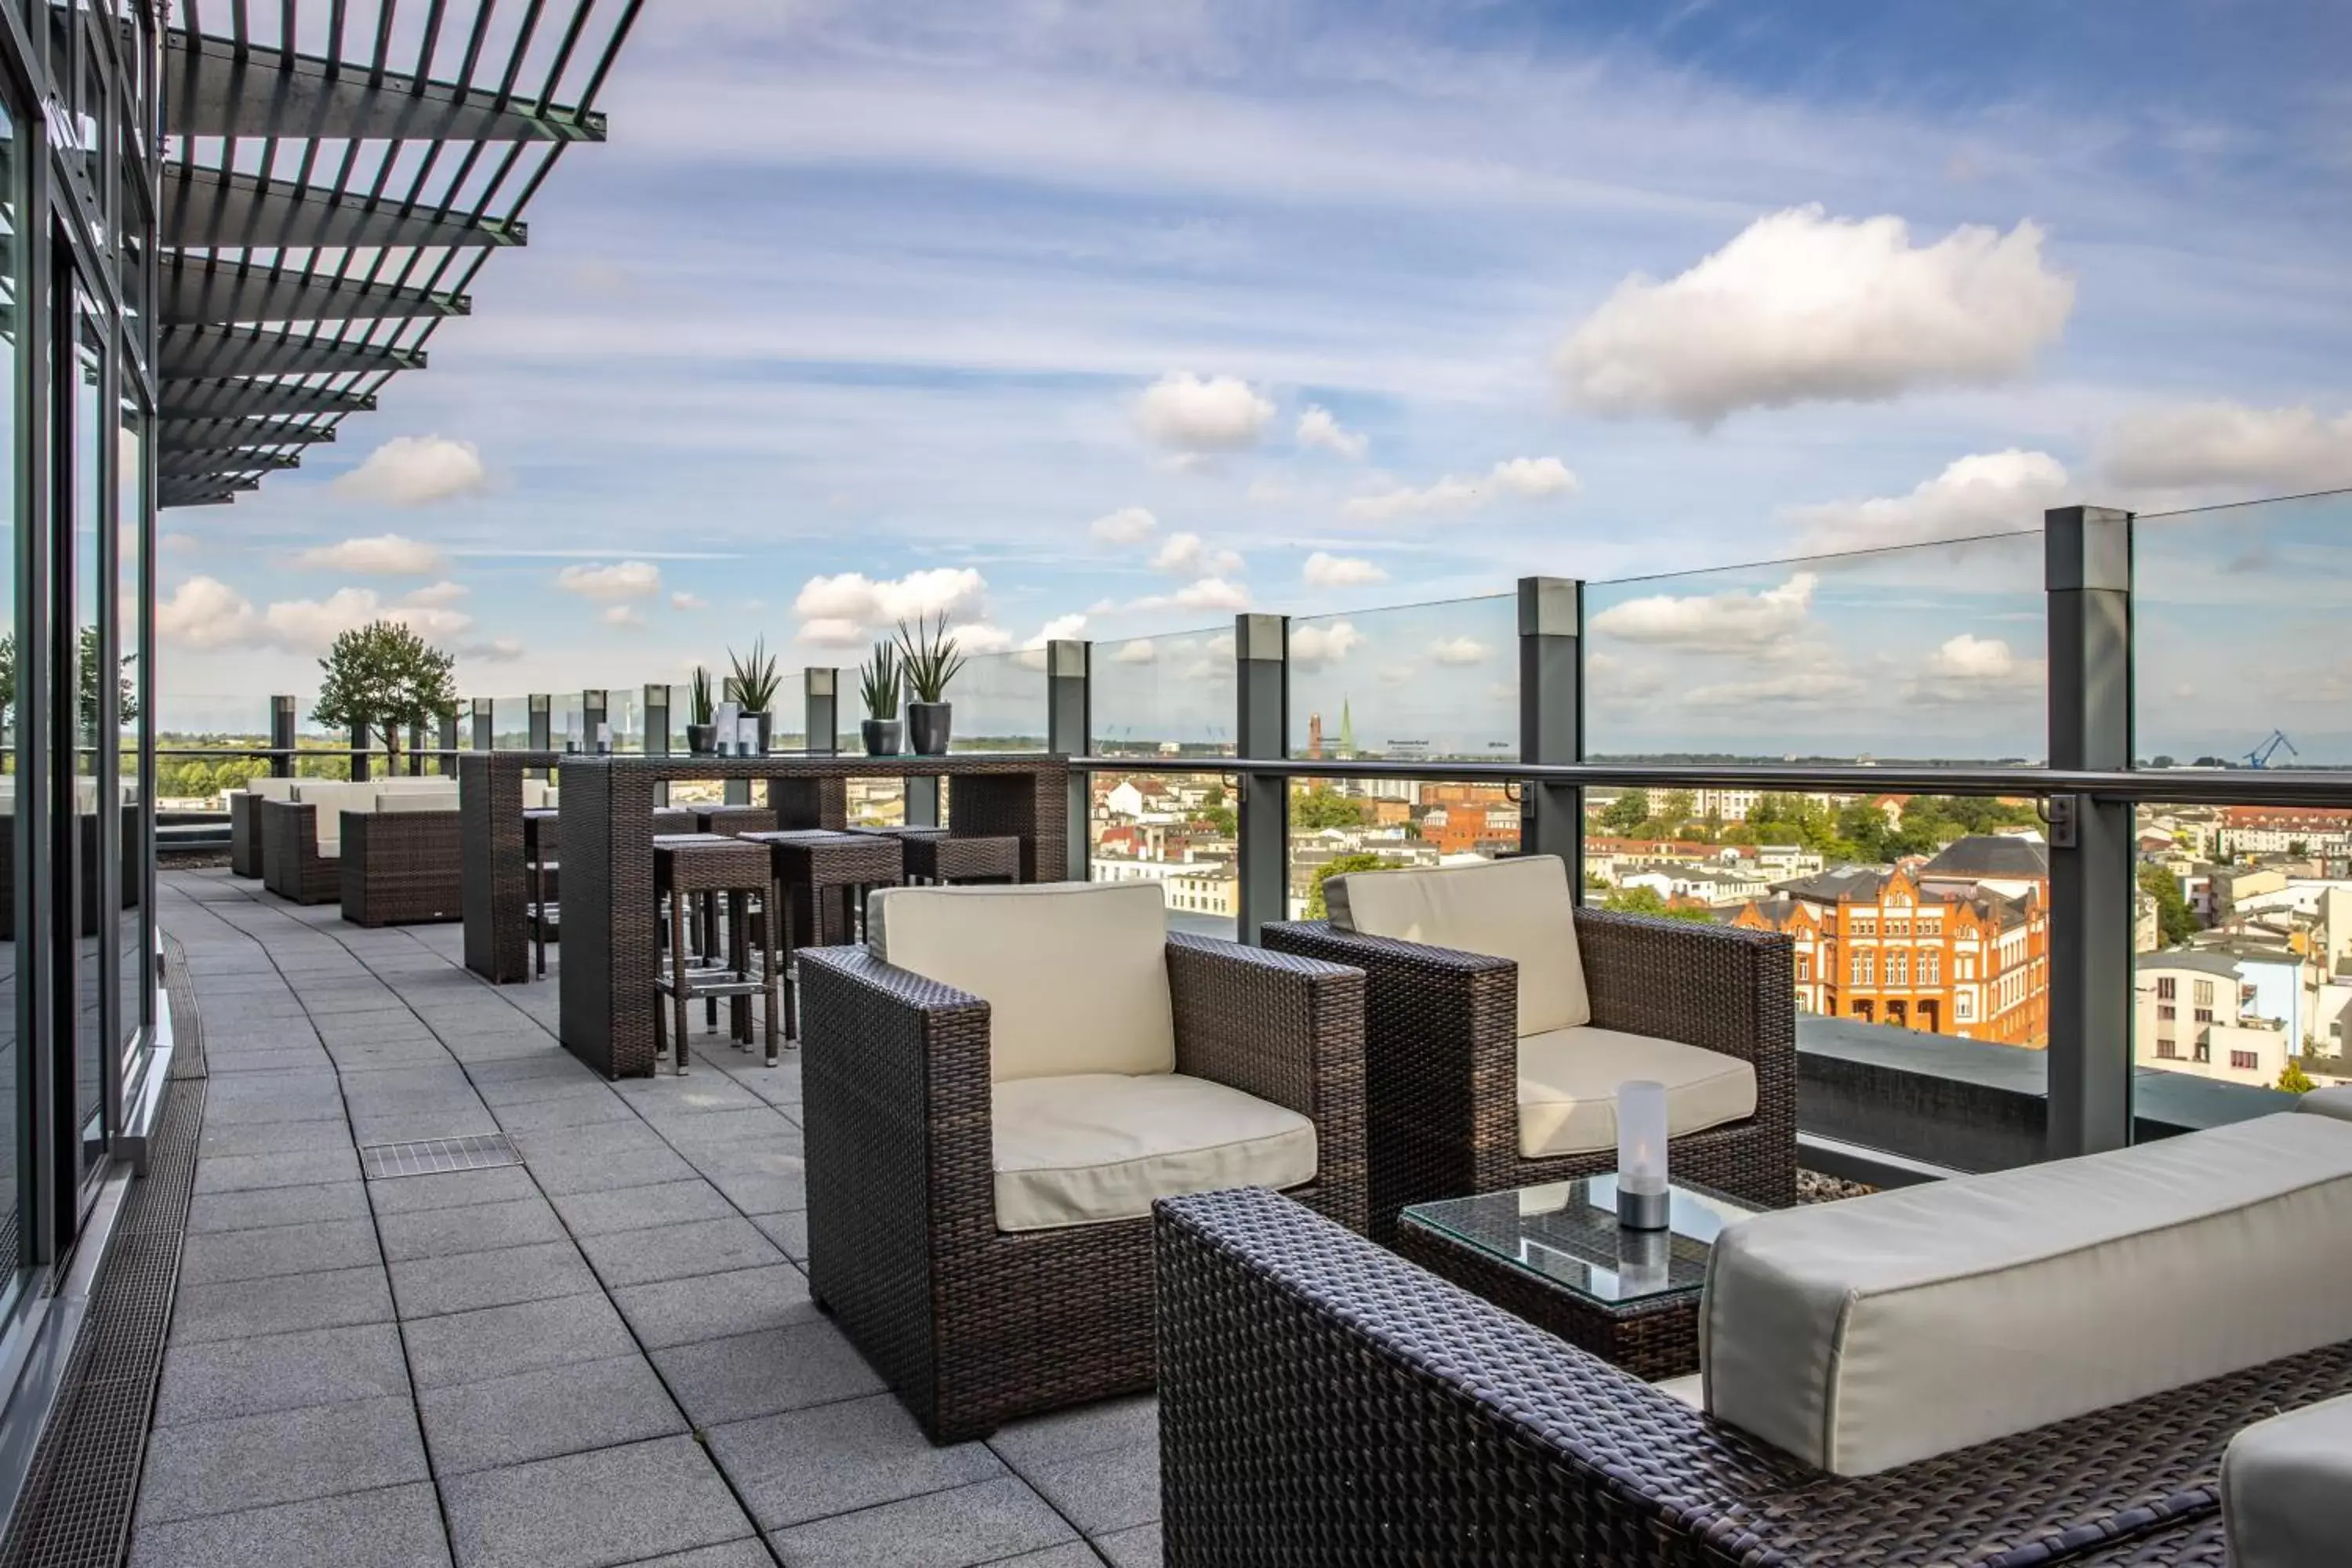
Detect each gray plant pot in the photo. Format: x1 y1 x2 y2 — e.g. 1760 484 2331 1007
862 718 902 757
685 723 718 757
907 701 952 757
750 711 773 755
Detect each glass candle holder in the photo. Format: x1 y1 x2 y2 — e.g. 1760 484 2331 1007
1617 1079 1671 1230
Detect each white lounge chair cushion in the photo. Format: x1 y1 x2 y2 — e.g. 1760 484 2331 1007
521 780 554 809
991 1072 1316 1232
1516 1026 1756 1158
2293 1084 2352 1123
2223 1389 2352 1568
377 789 459 814
288 782 371 854
1702 1112 2352 1476
377 777 452 793
1325 855 1590 1034
249 777 297 802
867 880 1175 1082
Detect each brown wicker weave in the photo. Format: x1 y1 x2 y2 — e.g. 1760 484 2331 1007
1157 1187 2348 1568
258 799 342 905
339 810 463 927
227 789 265 878
694 806 778 836
1262 909 1798 1234
797 935 1367 1443
852 825 1021 884
553 753 1066 1076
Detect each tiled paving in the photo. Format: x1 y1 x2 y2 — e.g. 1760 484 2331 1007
135 869 1160 1568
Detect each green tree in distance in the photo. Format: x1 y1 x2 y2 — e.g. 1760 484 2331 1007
2278 1059 2317 1095
2138 862 2200 946
1292 786 1368 831
1602 884 1719 924
1596 788 1650 833
1305 852 1399 918
310 621 458 774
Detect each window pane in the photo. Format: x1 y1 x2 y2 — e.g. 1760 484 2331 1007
1091 629 1233 757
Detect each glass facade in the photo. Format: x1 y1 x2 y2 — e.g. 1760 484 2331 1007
1 0 159 1320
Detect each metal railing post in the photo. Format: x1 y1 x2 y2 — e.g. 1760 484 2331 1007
269 695 296 778
1047 640 1091 882
1236 613 1289 942
405 723 425 775
528 694 551 781
644 684 672 805
436 713 458 775
2045 505 2136 1159
583 688 608 753
805 668 838 757
469 698 493 754
1519 576 1585 895
349 720 372 782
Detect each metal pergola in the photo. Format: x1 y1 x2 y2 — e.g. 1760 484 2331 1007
158 0 643 509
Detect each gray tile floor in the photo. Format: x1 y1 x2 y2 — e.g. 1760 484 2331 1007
136 869 1160 1568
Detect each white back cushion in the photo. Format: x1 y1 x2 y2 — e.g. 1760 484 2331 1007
249 777 297 802
378 789 459 814
289 782 368 851
866 881 1175 1082
1326 855 1589 1034
521 779 556 809
2223 1389 2352 1568
378 777 452 793
1703 1112 2352 1475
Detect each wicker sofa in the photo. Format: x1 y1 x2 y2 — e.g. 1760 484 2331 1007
341 789 463 926
227 776 296 878
1265 855 1796 1234
798 880 1367 1443
1156 1181 2352 1567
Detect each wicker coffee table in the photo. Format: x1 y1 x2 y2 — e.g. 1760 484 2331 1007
1396 1176 1765 1381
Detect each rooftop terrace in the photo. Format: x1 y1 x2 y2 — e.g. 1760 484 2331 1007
134 869 1157 1568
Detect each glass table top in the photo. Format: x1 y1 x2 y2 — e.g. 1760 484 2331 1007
1403 1176 1764 1306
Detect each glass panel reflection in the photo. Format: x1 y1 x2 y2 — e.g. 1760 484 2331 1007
1091 630 1234 758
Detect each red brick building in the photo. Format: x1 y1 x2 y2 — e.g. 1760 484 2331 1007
1730 837 2051 1046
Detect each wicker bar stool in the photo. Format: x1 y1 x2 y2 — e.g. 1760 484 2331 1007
739 829 906 1036
653 834 781 1073
851 825 1022 886
694 806 777 837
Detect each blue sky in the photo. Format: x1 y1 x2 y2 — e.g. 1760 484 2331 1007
156 0 2352 758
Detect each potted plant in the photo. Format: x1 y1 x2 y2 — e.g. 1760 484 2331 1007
895 612 967 757
858 642 904 757
685 666 718 756
726 638 783 754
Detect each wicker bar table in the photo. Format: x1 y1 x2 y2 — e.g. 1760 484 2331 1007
552 753 1069 1077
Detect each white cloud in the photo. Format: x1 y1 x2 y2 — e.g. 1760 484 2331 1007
1131 576 1251 615
1910 633 2045 702
1034 613 1088 644
296 533 449 575
1289 619 1363 670
2097 402 2352 493
157 576 263 650
331 435 491 506
1151 532 1245 579
1683 667 1868 710
793 567 988 627
404 580 470 608
670 591 710 611
603 604 646 628
1302 551 1388 588
556 561 663 601
1429 637 1490 666
390 602 476 641
1590 572 1817 652
456 637 524 664
1295 406 1368 459
1553 205 2074 426
1135 372 1274 452
1788 450 2071 552
954 623 1019 653
1587 652 1667 703
1245 478 1297 505
1112 640 1158 665
263 589 398 652
1341 456 1581 522
1089 506 1158 544
797 617 869 648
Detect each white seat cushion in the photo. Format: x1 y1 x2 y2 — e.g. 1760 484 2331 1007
1702 1112 2352 1476
2294 1084 2352 1123
521 780 554 809
377 777 452 793
991 1073 1316 1232
249 777 296 803
867 881 1175 1082
378 789 459 814
289 782 372 854
2223 1390 2352 1568
1516 1026 1757 1158
1326 855 1590 1034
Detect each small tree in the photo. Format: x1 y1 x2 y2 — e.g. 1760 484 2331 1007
0 628 136 733
311 620 458 773
2138 862 2199 946
1292 786 1368 831
2279 1060 2317 1095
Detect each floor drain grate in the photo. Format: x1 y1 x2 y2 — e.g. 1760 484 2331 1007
359 1134 523 1179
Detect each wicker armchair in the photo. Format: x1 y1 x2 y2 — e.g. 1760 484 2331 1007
798 893 1367 1443
1156 1187 2345 1568
340 808 463 927
1265 861 1796 1234
259 797 344 904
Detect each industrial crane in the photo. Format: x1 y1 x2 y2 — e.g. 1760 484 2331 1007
2244 731 2299 769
